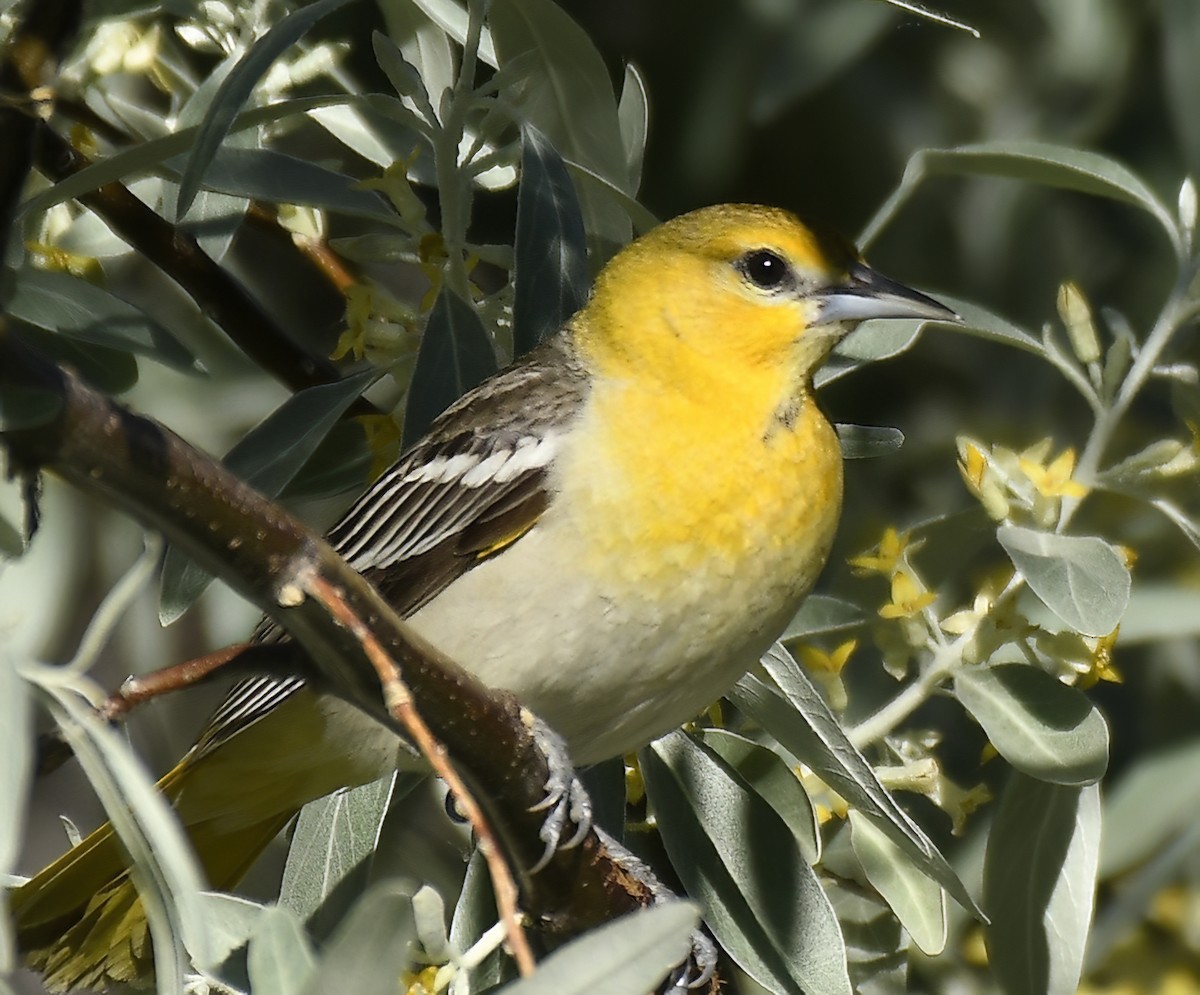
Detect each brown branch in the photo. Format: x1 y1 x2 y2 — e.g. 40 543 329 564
31 124 376 413
305 571 534 976
0 326 652 944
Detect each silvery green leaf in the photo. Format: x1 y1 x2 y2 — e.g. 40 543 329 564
1100 737 1200 876
247 904 316 995
490 0 632 259
0 658 30 971
197 892 265 968
159 371 376 624
697 729 821 865
512 125 589 356
642 731 852 995
616 63 649 190
737 647 982 919
836 424 904 460
996 525 1130 636
862 141 1181 256
449 850 507 990
28 673 212 986
984 775 1100 995
408 0 498 67
301 881 418 995
376 3 453 116
176 0 357 217
848 810 946 956
1117 584 1200 643
279 774 397 926
954 663 1108 786
404 287 497 447
780 595 866 641
497 903 699 995
0 511 22 558
8 268 198 372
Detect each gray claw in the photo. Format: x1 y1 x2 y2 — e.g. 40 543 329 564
526 712 593 873
669 927 718 990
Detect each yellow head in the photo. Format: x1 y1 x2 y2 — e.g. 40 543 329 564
576 204 954 395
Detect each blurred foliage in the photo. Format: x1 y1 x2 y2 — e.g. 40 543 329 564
3 0 1200 993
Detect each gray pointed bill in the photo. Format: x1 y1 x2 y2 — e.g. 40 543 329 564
813 261 960 325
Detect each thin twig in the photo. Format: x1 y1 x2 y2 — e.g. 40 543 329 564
301 570 535 977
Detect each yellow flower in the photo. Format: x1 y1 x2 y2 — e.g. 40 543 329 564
849 526 916 576
402 965 439 994
1078 626 1122 689
878 569 936 619
798 639 857 675
1019 446 1089 499
357 414 403 483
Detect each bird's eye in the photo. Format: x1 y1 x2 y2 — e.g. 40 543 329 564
737 249 792 292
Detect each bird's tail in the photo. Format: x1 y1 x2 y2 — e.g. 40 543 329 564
11 757 292 992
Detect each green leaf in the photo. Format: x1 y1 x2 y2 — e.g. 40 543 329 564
954 663 1109 786
28 673 213 988
18 94 358 219
735 646 983 920
302 881 418 995
1118 584 1200 643
449 850 507 991
408 0 498 67
16 328 140 394
697 729 821 865
279 774 397 926
996 525 1130 636
403 288 497 448
616 63 649 190
170 147 402 226
497 903 699 995
490 0 633 259
196 892 265 969
848 810 947 956
513 125 589 356
1162 0 1200 180
984 775 1100 995
176 0 358 217
780 595 866 641
247 904 316 995
159 371 376 624
836 424 904 460
8 268 198 372
1099 738 1200 876
0 660 30 972
642 731 853 995
861 141 1181 255
934 295 1045 355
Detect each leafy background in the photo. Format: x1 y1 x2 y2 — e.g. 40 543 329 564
3 0 1200 993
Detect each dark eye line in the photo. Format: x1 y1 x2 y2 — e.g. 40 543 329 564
735 248 795 294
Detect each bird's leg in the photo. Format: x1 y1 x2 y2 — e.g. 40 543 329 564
522 709 594 873
592 826 719 992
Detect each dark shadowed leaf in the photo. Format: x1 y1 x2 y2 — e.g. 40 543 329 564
512 125 589 356
403 288 497 447
159 371 376 623
8 268 197 372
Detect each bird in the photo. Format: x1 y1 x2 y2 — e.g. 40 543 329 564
11 203 956 991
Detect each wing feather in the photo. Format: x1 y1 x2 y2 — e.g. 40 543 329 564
194 334 588 755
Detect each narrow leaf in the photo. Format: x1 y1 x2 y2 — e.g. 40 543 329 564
836 424 904 460
159 371 375 624
177 0 358 217
302 881 418 995
984 775 1100 995
403 288 497 447
8 268 198 372
643 732 853 995
780 595 866 641
955 663 1109 786
247 904 316 995
0 659 30 972
848 810 947 956
997 525 1130 636
497 903 699 995
737 647 982 919
513 124 589 356
616 63 649 190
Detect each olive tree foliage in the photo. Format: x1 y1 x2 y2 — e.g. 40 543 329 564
2 1 1199 993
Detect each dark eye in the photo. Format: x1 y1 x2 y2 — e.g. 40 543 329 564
737 249 792 291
